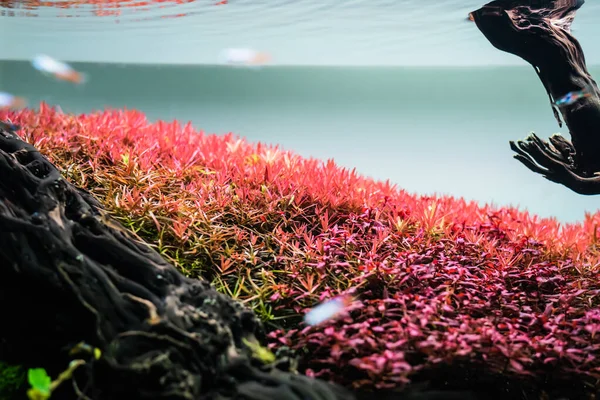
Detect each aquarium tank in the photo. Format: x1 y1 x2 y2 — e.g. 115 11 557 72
1 1 600 399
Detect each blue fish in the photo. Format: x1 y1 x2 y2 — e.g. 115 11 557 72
554 87 593 107
0 121 20 132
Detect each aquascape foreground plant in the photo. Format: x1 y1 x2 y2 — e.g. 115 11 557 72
1 104 600 395
0 362 26 399
25 343 101 400
0 343 101 400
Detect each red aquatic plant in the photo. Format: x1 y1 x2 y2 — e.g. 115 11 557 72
2 103 600 395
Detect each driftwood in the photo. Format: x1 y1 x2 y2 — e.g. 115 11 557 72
470 0 600 195
0 123 358 400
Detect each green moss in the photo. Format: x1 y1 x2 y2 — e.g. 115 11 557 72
0 361 27 400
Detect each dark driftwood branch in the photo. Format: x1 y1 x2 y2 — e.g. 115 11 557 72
0 123 355 400
470 0 600 195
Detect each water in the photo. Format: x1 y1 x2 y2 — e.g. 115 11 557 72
1 0 600 223
1 0 600 66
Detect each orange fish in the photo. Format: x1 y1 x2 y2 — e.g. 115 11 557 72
219 48 272 67
0 92 27 110
31 54 88 84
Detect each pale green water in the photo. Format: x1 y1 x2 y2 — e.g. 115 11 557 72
2 61 600 223
1 0 599 66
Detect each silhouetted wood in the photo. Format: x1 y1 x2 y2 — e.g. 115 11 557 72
0 122 355 400
470 0 600 195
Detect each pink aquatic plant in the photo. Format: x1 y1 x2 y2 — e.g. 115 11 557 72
2 103 600 395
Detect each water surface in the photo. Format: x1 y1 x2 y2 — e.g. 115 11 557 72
1 0 600 66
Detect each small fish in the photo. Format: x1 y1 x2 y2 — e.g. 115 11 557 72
31 54 88 84
219 48 272 67
304 295 354 326
69 341 102 360
554 87 593 107
0 121 21 132
0 92 27 110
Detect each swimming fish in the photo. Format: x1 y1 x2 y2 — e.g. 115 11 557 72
31 54 88 84
0 121 21 132
304 295 353 326
218 48 272 67
554 86 593 107
0 92 27 110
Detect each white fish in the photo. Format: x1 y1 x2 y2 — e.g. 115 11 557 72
304 295 353 326
0 92 26 110
218 48 271 67
31 54 87 84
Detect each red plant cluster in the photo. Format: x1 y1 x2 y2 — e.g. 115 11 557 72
269 212 600 390
2 104 600 393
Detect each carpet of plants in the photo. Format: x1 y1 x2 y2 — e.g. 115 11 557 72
1 103 600 396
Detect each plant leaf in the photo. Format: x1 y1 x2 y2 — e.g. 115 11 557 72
27 368 51 394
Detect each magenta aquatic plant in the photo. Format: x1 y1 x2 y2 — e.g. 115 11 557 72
2 104 600 395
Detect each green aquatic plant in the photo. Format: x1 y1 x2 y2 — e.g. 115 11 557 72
0 361 26 400
26 342 102 400
242 337 276 364
26 361 86 400
27 368 51 400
